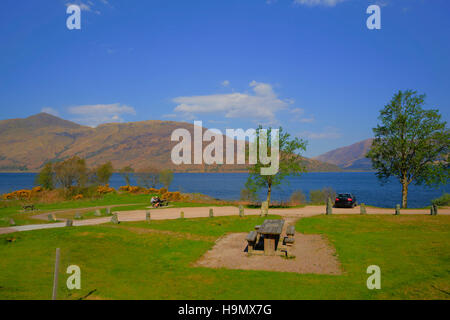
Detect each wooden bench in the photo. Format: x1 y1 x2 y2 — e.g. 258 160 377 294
283 236 295 258
246 231 258 254
22 204 35 212
286 225 295 237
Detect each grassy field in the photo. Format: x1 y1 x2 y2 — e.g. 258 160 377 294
0 193 245 227
0 214 448 300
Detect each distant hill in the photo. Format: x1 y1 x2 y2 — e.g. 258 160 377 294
314 138 374 171
0 113 342 173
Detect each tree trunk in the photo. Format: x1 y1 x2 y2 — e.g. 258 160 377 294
266 183 272 207
401 179 408 209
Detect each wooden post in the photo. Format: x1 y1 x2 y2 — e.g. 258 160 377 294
146 210 151 223
209 208 214 218
395 204 400 215
433 204 438 215
65 219 73 227
239 205 244 217
180 211 184 219
52 248 60 300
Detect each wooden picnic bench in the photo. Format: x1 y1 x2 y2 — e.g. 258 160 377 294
257 219 285 255
22 204 35 212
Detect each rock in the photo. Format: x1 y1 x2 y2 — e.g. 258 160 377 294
111 214 119 224
395 204 400 215
74 212 82 220
106 207 111 215
180 211 184 219
261 201 268 217
209 208 214 218
94 209 102 216
239 205 244 217
48 214 56 222
9 218 16 226
360 203 367 215
66 219 73 227
326 197 333 215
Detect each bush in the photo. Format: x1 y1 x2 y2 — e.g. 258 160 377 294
97 184 115 194
240 188 258 203
432 193 450 207
290 190 306 205
161 191 182 201
309 187 336 204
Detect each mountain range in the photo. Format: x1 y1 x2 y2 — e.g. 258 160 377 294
0 113 346 173
314 138 374 171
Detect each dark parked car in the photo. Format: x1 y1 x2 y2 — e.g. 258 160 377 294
334 193 357 208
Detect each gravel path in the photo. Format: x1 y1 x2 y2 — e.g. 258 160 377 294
1 205 449 235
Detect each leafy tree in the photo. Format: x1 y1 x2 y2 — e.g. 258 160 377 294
136 166 160 188
53 156 88 189
36 162 54 190
245 126 307 206
367 90 449 208
95 162 114 185
159 169 174 190
119 165 134 186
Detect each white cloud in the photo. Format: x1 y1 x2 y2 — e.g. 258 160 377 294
41 107 60 117
65 1 107 14
68 103 136 127
294 0 347 7
221 80 230 87
173 81 291 122
289 107 315 123
298 127 341 139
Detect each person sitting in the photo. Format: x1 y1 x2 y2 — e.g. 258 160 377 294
151 196 161 208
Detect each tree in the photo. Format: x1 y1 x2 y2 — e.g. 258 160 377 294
36 162 54 190
367 90 449 208
53 156 88 189
136 166 160 188
159 169 174 190
119 165 134 186
245 126 307 206
95 162 114 185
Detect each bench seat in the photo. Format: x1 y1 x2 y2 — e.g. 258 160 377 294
286 225 295 236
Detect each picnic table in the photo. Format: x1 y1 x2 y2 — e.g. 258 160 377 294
257 219 285 255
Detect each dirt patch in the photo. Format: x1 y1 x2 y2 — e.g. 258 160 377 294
195 232 342 275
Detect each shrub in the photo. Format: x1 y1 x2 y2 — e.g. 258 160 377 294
73 194 83 200
161 191 182 201
309 187 336 204
432 193 450 207
240 188 258 203
159 187 168 195
97 184 115 194
290 190 306 205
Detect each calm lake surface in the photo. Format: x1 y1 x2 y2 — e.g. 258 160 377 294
0 172 447 208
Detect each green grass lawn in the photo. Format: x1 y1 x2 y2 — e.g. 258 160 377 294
0 193 240 227
0 214 448 300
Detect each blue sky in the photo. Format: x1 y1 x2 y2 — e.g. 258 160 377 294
0 0 449 157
